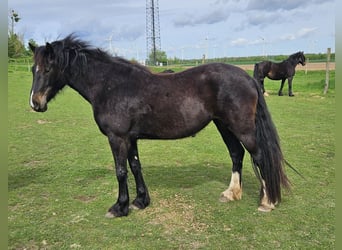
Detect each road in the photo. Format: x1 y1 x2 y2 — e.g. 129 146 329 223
237 62 335 71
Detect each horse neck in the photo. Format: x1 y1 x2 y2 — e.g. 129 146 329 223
287 57 300 66
65 58 102 104
65 57 146 105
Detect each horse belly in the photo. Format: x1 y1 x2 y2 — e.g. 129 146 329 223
138 97 212 139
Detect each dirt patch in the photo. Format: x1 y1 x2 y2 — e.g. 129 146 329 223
149 194 208 233
73 195 97 203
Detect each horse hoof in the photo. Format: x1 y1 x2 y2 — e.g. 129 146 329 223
219 195 230 203
129 204 140 210
219 188 242 202
105 212 115 218
258 205 273 212
263 92 269 97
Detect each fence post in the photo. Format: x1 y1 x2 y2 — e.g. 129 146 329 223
323 48 331 94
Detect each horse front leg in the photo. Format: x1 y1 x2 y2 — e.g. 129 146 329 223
128 139 150 210
106 135 130 218
278 79 286 96
287 77 294 96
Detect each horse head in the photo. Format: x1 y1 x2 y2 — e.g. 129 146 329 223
28 42 67 112
297 51 306 66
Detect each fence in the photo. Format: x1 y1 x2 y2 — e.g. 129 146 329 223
8 57 32 72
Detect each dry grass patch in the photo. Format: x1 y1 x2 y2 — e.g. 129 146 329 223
148 192 209 235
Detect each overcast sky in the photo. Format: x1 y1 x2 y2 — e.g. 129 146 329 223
8 0 335 61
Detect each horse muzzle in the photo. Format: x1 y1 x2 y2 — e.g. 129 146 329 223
30 91 48 112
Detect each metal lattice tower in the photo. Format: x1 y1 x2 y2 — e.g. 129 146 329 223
146 0 161 65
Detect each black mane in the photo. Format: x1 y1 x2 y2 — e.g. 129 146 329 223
49 34 150 75
289 51 305 61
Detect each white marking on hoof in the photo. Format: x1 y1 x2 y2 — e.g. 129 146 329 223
220 189 237 202
258 179 276 212
105 212 115 218
129 204 140 210
258 205 274 212
264 92 269 97
220 172 242 202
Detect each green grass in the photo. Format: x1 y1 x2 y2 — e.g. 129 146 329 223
8 66 335 249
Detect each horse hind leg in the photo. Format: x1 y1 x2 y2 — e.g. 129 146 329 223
258 179 276 212
213 120 244 202
240 133 277 212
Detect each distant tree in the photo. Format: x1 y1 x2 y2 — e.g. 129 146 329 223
8 9 26 58
8 33 26 58
8 10 26 58
148 49 167 66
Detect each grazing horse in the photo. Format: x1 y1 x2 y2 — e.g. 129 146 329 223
253 51 306 96
28 35 290 217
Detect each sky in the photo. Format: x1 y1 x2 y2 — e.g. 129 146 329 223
8 0 335 62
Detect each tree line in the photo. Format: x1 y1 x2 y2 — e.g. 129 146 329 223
8 10 38 58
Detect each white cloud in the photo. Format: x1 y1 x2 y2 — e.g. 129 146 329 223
231 38 249 46
280 27 317 41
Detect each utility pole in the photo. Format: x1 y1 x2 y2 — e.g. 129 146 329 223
323 48 331 94
146 0 161 65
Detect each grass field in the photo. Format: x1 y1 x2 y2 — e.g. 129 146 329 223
8 65 335 249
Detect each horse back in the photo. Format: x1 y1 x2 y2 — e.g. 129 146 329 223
94 63 257 139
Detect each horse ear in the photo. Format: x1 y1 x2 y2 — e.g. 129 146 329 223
29 42 36 52
46 42 53 54
45 42 55 60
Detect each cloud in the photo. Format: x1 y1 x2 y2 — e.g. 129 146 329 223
247 0 303 11
174 8 229 27
112 25 145 41
280 27 317 41
230 37 268 47
231 27 317 48
246 0 334 11
230 38 249 46
246 12 281 27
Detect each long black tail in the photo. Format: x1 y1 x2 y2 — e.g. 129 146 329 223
251 78 290 204
253 63 265 93
253 63 259 80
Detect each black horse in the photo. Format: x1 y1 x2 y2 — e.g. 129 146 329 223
253 51 306 96
28 35 289 217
